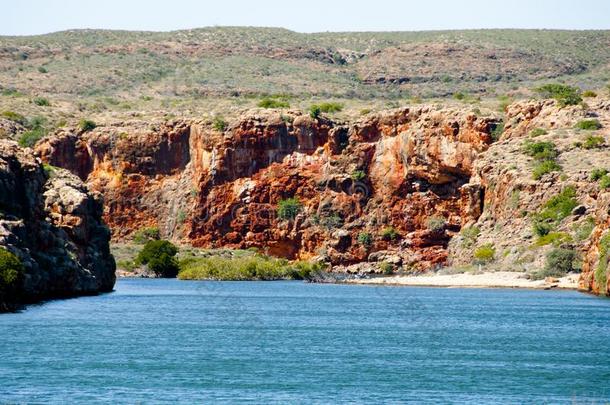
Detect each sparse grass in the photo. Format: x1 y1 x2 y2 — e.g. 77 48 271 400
358 232 373 247
1 110 28 126
381 226 399 241
426 216 446 232
474 243 495 264
531 186 578 236
575 119 602 130
311 102 343 113
533 232 572 247
461 225 480 248
522 140 561 179
32 97 50 106
573 217 595 241
277 197 301 220
177 255 320 281
532 160 561 180
582 135 605 149
529 127 547 137
257 98 289 108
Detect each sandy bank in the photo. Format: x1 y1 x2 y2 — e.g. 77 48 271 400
344 271 579 290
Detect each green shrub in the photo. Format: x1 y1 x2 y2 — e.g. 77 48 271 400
381 226 399 241
37 66 48 74
277 197 301 220
529 128 547 137
461 225 480 248
258 98 290 108
533 221 554 237
490 121 504 142
574 119 602 130
573 217 595 241
532 187 578 236
474 244 495 263
380 262 394 275
600 175 610 189
533 160 561 180
117 259 137 272
132 226 160 244
213 116 227 131
453 92 466 100
135 240 179 278
522 140 558 161
535 84 582 107
534 248 577 279
32 97 50 106
358 232 373 247
582 135 605 149
351 170 367 181
78 119 96 132
178 255 319 281
533 232 572 247
19 128 46 147
582 90 597 98
590 168 608 181
309 105 321 119
1 110 27 126
426 216 446 232
0 248 24 298
595 233 610 294
315 102 343 113
320 213 343 229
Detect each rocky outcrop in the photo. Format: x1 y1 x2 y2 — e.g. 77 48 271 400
36 107 497 271
34 98 610 295
0 140 115 311
448 99 610 295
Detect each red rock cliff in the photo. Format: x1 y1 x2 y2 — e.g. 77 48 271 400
36 107 496 271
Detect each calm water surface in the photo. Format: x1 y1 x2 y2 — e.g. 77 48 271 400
1 279 610 403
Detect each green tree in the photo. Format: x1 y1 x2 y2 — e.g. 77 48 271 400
135 240 179 278
0 248 24 299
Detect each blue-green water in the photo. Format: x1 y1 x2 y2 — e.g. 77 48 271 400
1 279 610 404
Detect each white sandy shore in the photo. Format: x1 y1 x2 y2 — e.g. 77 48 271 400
345 271 579 290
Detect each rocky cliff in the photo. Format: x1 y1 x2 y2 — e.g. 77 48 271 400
34 99 610 295
448 99 610 295
0 140 115 311
36 107 497 272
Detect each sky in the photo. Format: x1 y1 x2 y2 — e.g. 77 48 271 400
4 0 610 36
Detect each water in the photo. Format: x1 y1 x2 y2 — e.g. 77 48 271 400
1 279 610 404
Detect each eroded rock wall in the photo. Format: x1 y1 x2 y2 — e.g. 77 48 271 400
0 140 115 311
36 107 496 271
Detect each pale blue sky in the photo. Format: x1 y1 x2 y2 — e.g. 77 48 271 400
4 0 610 35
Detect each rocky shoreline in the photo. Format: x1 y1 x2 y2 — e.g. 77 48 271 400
0 140 116 312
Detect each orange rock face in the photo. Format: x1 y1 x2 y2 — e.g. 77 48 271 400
36 107 496 271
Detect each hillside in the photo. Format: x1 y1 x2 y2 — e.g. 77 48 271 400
1 27 609 100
